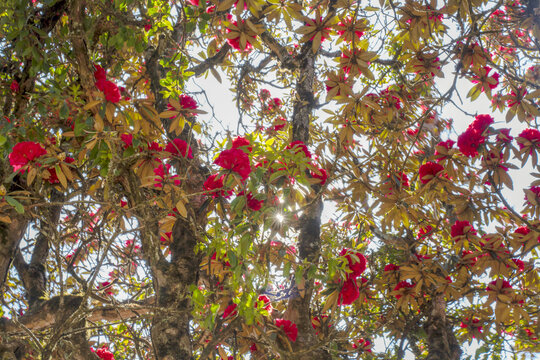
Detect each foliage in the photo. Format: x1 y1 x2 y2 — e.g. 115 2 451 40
0 0 539 359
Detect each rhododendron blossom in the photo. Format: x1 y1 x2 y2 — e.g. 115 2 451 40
517 128 540 151
286 141 311 158
418 162 444 184
9 141 47 172
203 174 230 198
275 319 297 342
214 148 251 180
165 139 193 159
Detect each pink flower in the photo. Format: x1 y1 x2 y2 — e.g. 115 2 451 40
231 136 252 152
120 134 133 149
338 277 360 305
144 23 152 32
275 319 298 342
9 141 47 172
214 148 251 181
418 162 444 184
165 139 193 159
222 303 238 319
286 141 311 158
496 128 513 143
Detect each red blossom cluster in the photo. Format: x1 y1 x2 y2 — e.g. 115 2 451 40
457 114 494 157
9 141 47 172
337 249 367 305
91 346 115 360
275 318 298 342
418 161 445 184
94 65 121 103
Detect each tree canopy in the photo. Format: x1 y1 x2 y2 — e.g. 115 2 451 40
0 0 539 359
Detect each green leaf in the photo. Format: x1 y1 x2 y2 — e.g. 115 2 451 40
5 196 24 214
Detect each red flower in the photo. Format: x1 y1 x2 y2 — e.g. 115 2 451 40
255 295 272 313
384 263 400 272
496 128 513 143
460 318 483 333
511 258 525 271
246 192 263 211
487 279 513 292
120 134 133 149
267 97 282 111
418 162 444 184
275 319 298 342
417 225 433 239
94 65 107 81
203 174 231 198
471 66 500 92
10 80 19 93
231 136 252 152
393 281 415 299
92 346 115 360
96 79 121 103
339 248 367 279
470 114 494 133
451 220 477 239
457 128 485 157
214 148 251 181
165 139 193 159
338 277 360 305
178 94 198 110
147 141 163 152
46 157 75 184
517 128 540 150
222 303 238 319
434 139 455 160
525 185 540 206
286 141 311 158
9 141 47 172
352 338 372 352
460 250 478 268
310 167 328 185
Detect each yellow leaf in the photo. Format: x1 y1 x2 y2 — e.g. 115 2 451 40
27 167 37 186
83 100 102 111
175 200 188 218
55 165 68 188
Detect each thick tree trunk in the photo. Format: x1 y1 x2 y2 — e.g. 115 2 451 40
286 47 331 360
425 295 461 360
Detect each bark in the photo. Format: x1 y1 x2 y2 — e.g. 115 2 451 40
425 295 461 360
285 45 331 360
